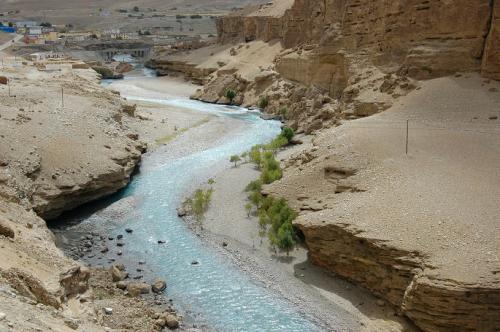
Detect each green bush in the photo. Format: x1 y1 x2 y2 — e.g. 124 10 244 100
280 127 295 142
225 89 236 104
191 188 213 223
245 179 262 193
242 131 298 254
249 145 262 168
258 95 269 109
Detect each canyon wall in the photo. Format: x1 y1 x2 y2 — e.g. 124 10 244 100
217 0 498 80
207 1 500 331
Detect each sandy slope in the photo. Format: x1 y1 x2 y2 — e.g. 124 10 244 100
269 74 500 284
197 140 417 331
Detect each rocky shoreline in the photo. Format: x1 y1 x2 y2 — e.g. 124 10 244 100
0 61 200 331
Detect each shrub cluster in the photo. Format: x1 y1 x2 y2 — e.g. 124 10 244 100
189 187 213 224
241 127 298 254
258 95 269 109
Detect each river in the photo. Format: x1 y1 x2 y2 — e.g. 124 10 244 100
52 70 321 331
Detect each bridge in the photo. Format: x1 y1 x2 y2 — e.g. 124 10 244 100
82 41 153 61
99 48 151 61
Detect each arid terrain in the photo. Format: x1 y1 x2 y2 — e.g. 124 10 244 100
0 0 499 331
151 0 500 331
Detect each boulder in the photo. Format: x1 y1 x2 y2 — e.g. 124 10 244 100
60 266 91 298
116 281 127 290
152 279 167 293
109 264 128 282
164 314 179 329
0 76 7 85
0 221 15 238
126 282 150 297
121 104 136 117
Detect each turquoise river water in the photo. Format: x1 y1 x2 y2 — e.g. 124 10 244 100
55 76 321 331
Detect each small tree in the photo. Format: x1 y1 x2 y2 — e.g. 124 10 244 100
225 89 236 104
277 222 296 255
280 127 295 142
229 155 241 167
133 6 140 12
240 151 248 162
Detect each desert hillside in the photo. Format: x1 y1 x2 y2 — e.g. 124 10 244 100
0 0 498 331
147 0 500 331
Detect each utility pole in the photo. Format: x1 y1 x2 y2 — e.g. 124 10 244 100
406 119 409 155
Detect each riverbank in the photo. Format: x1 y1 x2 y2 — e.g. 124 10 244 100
180 136 418 332
0 57 209 331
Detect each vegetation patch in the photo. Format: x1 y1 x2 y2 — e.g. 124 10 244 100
258 95 269 109
186 179 215 225
236 126 299 254
225 89 236 104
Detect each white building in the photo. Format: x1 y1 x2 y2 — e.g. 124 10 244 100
15 21 37 28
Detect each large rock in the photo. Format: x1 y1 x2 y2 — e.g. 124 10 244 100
59 266 91 298
109 264 128 282
3 268 61 308
126 282 150 297
164 314 179 329
0 220 15 238
151 279 167 293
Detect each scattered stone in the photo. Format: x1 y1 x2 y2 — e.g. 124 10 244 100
64 317 80 330
103 307 113 315
127 282 150 296
116 281 127 290
222 241 228 247
0 221 15 238
138 261 146 265
158 240 166 244
110 264 128 282
489 116 498 120
156 318 167 327
191 260 199 265
0 312 6 321
152 279 167 293
117 234 123 240
108 236 114 240
116 242 124 247
125 228 133 233
117 251 122 256
376 299 385 307
165 314 179 329
100 246 109 253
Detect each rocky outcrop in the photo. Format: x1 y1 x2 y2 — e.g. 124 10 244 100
217 0 496 79
146 59 216 84
0 66 147 219
296 218 500 331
